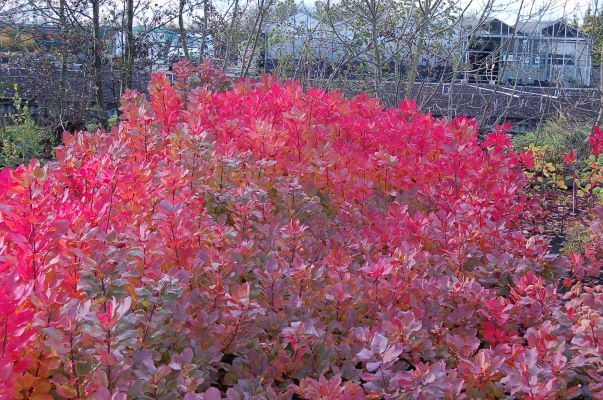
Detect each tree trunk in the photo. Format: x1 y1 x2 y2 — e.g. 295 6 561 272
597 45 603 126
405 26 425 99
241 1 268 78
200 0 210 61
370 8 382 93
59 0 67 109
92 0 107 128
222 0 239 70
179 0 190 60
405 0 435 100
57 0 68 143
123 0 134 90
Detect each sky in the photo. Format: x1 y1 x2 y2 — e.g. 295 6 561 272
466 0 594 24
1 0 595 27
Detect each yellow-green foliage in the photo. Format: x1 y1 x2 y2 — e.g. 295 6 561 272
563 220 592 255
520 143 570 190
514 118 603 206
513 118 591 166
0 87 44 168
513 118 593 192
0 114 43 168
86 113 119 132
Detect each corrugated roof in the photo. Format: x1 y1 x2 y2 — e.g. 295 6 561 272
515 19 590 38
515 20 556 35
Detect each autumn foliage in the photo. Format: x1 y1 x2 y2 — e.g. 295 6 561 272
1 61 601 399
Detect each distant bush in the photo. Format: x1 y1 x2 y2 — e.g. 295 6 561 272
0 95 44 168
513 118 592 167
85 113 119 132
513 118 603 198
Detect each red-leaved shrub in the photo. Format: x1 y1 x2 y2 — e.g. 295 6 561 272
0 62 601 399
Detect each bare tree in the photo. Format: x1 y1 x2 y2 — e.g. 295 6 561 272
90 0 107 127
221 0 241 70
123 0 134 89
179 0 190 59
240 0 277 76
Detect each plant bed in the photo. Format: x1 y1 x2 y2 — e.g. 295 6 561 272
0 62 601 400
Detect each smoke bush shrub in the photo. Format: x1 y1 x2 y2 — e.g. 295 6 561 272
0 62 601 399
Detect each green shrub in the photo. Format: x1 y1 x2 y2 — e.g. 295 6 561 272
562 219 591 255
86 113 118 132
512 117 591 167
0 118 43 168
0 91 44 168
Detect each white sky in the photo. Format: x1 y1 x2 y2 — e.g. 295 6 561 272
465 0 594 24
1 0 595 27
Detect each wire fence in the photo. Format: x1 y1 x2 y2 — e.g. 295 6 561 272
1 64 600 132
